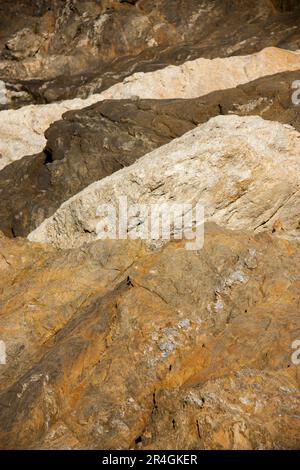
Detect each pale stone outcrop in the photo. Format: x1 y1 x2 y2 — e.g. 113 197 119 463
0 94 100 171
28 115 300 248
1 47 300 170
1 0 300 452
0 80 6 105
1 68 300 239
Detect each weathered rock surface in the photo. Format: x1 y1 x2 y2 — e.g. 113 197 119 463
99 47 300 101
1 0 300 453
1 224 300 449
0 94 103 171
1 46 300 171
1 0 300 107
28 115 300 247
1 69 300 238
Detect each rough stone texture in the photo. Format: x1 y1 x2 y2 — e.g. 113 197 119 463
0 232 146 393
1 69 300 238
1 46 300 171
0 94 103 171
1 0 300 107
99 47 300 101
1 0 300 453
1 224 300 449
28 115 300 247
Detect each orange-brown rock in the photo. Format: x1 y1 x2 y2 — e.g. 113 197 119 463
0 224 299 449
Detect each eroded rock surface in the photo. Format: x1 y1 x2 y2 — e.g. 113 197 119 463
1 46 300 171
1 225 300 449
1 0 300 106
1 69 300 238
1 0 300 453
28 115 300 247
99 47 300 101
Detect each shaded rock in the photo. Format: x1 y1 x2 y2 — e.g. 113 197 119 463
1 1 300 106
4 28 45 61
271 0 300 11
0 94 104 171
28 115 300 247
1 0 299 453
0 69 300 238
2 47 300 171
0 224 299 448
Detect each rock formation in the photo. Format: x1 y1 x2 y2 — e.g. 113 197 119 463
28 115 300 247
1 1 300 106
1 46 300 171
99 47 300 101
0 94 101 171
1 69 300 238
0 0 300 452
1 225 300 449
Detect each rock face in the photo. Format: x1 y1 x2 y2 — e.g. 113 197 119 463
99 47 300 101
28 115 300 247
1 224 300 449
1 0 300 452
1 46 300 171
1 69 300 238
1 0 300 106
0 94 104 171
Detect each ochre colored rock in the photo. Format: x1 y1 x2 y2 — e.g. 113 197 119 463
0 224 299 449
1 0 300 453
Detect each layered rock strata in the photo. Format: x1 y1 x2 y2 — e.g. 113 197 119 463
1 46 300 171
1 0 300 106
1 69 300 238
0 0 300 454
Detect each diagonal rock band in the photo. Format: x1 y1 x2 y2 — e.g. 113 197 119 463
1 68 300 239
28 114 300 249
